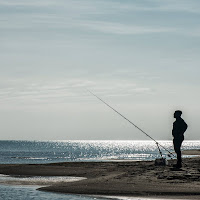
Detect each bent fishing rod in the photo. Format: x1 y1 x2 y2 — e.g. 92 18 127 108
87 89 176 159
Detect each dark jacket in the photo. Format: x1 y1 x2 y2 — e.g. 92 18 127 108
172 118 188 139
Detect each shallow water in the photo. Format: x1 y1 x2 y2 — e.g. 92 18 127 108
0 184 187 200
0 184 110 200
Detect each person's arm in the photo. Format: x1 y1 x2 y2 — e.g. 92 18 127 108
182 121 188 133
172 122 176 137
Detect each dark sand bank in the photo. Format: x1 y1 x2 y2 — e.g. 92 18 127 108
182 149 200 156
0 156 200 199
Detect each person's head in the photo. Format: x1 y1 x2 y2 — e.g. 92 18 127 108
174 110 182 119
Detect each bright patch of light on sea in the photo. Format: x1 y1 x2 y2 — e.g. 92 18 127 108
0 140 200 164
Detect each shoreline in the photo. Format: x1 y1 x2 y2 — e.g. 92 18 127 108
0 153 200 199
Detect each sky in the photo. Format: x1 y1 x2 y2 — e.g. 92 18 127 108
0 0 200 140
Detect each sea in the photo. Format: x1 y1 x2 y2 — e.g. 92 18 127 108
0 140 199 200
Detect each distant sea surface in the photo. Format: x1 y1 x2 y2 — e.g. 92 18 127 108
0 140 200 164
0 140 200 200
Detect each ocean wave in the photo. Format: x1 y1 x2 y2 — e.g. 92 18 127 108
11 157 49 160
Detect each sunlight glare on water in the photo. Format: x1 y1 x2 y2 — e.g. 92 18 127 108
0 140 200 164
0 140 200 200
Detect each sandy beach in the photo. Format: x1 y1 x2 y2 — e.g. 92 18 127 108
0 151 200 199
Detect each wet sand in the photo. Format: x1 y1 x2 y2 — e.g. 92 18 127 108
0 152 200 199
182 149 200 155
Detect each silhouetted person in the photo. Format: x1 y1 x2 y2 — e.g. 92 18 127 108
172 110 188 168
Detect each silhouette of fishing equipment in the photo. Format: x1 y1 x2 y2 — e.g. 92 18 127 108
154 158 168 166
87 90 176 166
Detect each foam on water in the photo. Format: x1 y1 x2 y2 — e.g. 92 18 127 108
0 174 85 186
99 196 189 200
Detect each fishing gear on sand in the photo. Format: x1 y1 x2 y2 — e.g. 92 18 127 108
87 89 177 165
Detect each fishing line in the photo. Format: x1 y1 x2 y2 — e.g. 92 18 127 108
87 89 176 159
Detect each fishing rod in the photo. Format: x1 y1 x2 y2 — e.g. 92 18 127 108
87 89 176 159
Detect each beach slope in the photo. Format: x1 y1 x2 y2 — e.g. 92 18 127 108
0 156 200 199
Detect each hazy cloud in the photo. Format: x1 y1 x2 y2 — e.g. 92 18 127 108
81 21 175 35
0 77 154 106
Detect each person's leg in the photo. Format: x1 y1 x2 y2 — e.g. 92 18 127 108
176 147 182 166
173 139 183 168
